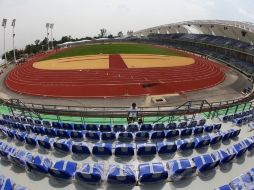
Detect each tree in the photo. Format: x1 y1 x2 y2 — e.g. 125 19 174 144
99 28 107 38
118 31 123 38
34 40 40 46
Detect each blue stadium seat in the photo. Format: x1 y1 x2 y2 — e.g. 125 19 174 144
52 121 62 129
101 132 116 141
0 176 14 190
92 143 112 156
118 132 133 141
15 131 27 143
165 123 177 130
9 149 33 168
75 163 104 184
165 130 179 139
70 130 84 140
113 125 125 132
137 143 157 156
72 142 90 155
209 134 222 145
151 131 165 140
62 122 74 130
44 127 57 137
167 158 197 181
139 163 168 183
53 139 72 153
193 126 204 135
99 124 112 132
26 155 53 174
86 124 99 131
176 139 195 151
157 142 177 154
107 164 136 184
49 160 77 180
126 124 139 132
192 154 220 172
153 123 165 131
115 143 134 157
57 129 71 139
85 131 100 141
37 136 55 150
140 124 152 131
194 136 211 149
204 125 214 133
73 123 85 131
212 149 236 164
25 134 38 146
180 128 192 137
135 131 149 141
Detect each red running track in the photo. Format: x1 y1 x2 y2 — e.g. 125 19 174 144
5 50 225 98
109 54 128 69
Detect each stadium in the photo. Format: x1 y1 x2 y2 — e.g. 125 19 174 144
1 13 254 190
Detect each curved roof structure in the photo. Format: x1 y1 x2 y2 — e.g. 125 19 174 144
134 20 254 44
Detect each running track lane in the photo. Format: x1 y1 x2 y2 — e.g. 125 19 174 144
109 54 128 69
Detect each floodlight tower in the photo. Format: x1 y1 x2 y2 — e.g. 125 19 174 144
50 23 54 49
2 19 7 64
12 19 16 63
46 23 50 51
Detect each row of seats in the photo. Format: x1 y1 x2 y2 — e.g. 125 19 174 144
0 126 241 157
0 116 207 132
221 110 254 124
0 135 253 185
0 174 28 190
216 168 254 190
0 123 222 142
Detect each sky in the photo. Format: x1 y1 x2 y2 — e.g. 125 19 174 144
1 0 254 54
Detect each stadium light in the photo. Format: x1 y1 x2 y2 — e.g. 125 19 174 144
50 23 54 49
12 19 16 63
46 23 50 51
2 18 7 64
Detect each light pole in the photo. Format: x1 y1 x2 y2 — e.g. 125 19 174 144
2 18 7 64
50 23 54 49
46 23 50 51
12 19 16 63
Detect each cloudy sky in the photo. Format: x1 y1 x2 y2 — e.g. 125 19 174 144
0 0 254 53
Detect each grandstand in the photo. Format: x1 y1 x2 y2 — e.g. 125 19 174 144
1 20 254 190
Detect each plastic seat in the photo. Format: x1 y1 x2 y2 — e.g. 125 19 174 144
6 129 16 139
70 131 84 140
137 143 157 156
192 154 220 172
0 144 16 160
26 155 53 174
229 172 254 190
25 134 38 146
49 160 77 180
53 139 72 153
230 129 241 138
204 125 214 133
193 127 204 135
212 149 236 164
113 125 125 132
214 124 222 130
178 121 187 129
165 130 179 139
165 123 177 130
101 132 116 141
34 119 42 125
242 138 254 152
52 122 62 129
0 176 14 190
198 118 206 126
62 123 74 130
86 124 99 131
140 124 152 131
9 150 33 168
157 142 177 154
139 163 168 183
126 124 139 132
151 131 165 140
107 164 136 184
187 120 197 128
75 163 104 184
15 132 27 143
209 134 222 145
176 139 195 151
180 128 192 137
118 132 133 141
229 143 247 158
153 123 165 131
85 131 100 141
215 184 231 190
115 143 135 157
73 123 85 131
18 124 26 131
37 136 55 150
194 136 211 149
57 129 71 139
99 124 112 132
44 127 57 137
72 142 90 155
220 131 232 141
42 120 51 127
167 158 197 181
135 131 149 141
92 143 112 156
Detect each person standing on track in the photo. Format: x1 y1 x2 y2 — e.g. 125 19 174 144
127 102 141 124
